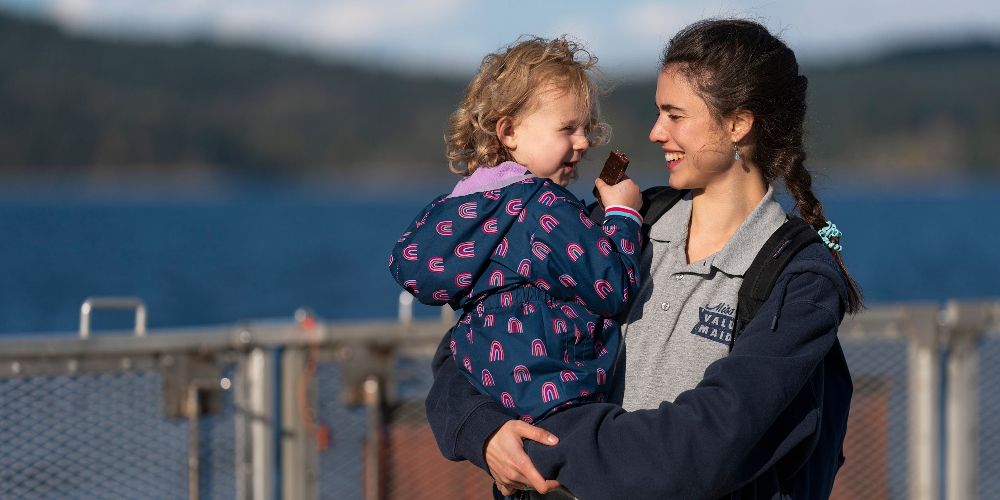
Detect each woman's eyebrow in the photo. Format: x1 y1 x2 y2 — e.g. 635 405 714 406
659 103 685 113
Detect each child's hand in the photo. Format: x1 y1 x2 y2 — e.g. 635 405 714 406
595 177 642 212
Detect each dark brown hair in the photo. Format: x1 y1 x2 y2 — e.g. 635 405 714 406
662 18 863 313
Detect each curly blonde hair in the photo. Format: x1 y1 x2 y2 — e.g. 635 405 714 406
445 36 611 176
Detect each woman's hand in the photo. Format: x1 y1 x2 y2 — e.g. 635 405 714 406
595 177 643 212
486 420 562 495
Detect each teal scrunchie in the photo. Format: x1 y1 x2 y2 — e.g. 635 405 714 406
817 221 842 252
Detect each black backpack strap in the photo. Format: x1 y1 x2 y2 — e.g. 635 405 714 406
731 217 822 351
587 186 688 242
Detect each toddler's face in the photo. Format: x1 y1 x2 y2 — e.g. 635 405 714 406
505 86 590 187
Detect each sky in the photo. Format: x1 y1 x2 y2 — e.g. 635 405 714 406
1 0 999 76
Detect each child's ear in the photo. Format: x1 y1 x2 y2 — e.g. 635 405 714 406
496 116 517 150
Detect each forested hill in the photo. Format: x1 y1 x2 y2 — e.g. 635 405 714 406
2 11 998 181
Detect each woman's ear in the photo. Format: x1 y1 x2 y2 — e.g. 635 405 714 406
496 116 517 150
729 109 754 144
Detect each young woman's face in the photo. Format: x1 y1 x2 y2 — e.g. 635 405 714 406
649 66 736 190
504 86 591 187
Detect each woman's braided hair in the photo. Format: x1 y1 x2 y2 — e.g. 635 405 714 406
662 18 863 313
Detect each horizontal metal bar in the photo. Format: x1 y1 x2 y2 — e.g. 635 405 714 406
0 319 451 360
3 301 997 378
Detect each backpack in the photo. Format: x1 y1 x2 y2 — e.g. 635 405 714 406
588 186 822 350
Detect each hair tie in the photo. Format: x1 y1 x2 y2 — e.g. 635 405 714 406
817 221 842 252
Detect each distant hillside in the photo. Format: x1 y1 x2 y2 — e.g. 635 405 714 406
1 11 998 181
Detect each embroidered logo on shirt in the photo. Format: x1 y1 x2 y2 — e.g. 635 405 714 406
691 302 735 344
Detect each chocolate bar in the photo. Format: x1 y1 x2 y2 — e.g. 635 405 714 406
593 150 630 206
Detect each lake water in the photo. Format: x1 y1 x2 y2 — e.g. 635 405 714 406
1 180 998 335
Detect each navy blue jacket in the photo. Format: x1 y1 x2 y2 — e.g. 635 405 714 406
425 241 852 499
390 175 642 420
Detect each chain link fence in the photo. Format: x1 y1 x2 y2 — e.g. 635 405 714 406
1 300 997 499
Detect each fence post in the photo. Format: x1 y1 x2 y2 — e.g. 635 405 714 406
241 346 276 500
363 375 385 500
943 301 997 500
281 347 318 500
907 306 942 500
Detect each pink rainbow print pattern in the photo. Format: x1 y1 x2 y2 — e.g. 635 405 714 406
579 210 595 228
620 239 635 255
489 270 505 287
454 241 475 258
462 356 473 372
483 189 502 200
435 220 453 236
558 274 577 287
500 291 513 307
517 259 532 277
449 339 457 356
522 302 535 315
538 214 560 233
513 364 531 383
597 368 607 385
387 255 393 267
531 241 551 260
466 329 474 344
489 340 504 362
454 272 472 288
541 382 560 403
560 305 579 319
533 278 551 291
552 318 568 335
603 224 618 236
493 237 508 257
507 317 523 334
402 244 419 261
482 218 498 234
531 339 547 357
537 191 560 207
458 202 478 219
482 369 495 387
427 257 444 273
431 290 449 301
594 279 613 299
566 243 585 262
560 370 578 382
521 415 535 423
505 199 523 215
500 392 516 409
483 314 495 327
597 238 613 256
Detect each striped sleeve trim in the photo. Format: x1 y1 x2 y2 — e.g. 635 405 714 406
603 205 643 226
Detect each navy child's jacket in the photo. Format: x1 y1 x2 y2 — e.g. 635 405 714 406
390 167 642 420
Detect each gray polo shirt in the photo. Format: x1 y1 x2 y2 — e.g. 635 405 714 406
621 187 787 410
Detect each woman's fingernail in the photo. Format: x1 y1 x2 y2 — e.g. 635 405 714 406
547 435 558 444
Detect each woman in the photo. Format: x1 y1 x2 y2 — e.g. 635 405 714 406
426 18 862 499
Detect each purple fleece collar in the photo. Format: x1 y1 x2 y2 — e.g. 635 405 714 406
448 161 532 198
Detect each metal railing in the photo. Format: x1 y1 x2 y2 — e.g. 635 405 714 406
0 296 997 499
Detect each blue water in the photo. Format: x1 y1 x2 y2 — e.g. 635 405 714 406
1 181 998 334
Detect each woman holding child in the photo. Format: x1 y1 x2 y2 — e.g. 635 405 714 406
418 18 862 500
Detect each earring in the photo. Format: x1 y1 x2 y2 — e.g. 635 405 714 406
733 143 741 161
